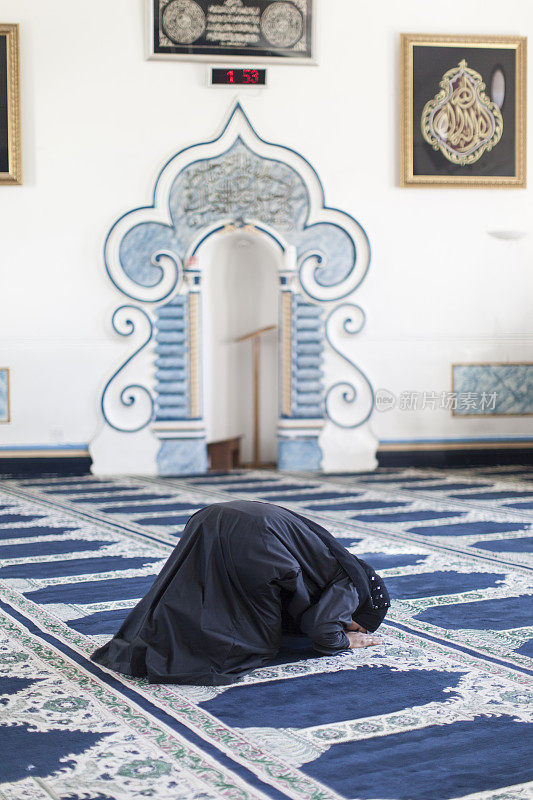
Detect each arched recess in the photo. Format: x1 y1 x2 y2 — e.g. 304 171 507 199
200 229 280 466
90 103 376 475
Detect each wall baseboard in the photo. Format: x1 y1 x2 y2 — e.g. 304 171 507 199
1 444 531 474
0 456 92 477
0 448 92 477
377 441 533 468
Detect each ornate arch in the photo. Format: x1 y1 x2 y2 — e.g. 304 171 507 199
98 103 374 474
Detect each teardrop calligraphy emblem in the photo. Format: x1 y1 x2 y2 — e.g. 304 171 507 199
421 59 503 165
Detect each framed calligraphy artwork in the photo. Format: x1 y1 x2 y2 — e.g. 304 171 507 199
147 0 315 63
401 34 526 187
0 24 21 185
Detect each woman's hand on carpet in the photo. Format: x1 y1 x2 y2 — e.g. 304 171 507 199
346 631 382 648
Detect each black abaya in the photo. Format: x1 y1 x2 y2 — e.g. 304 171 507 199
91 500 389 685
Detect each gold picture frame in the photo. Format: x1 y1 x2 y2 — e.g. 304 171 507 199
0 23 21 185
401 34 526 187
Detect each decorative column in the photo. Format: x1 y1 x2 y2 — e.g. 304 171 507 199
152 258 208 475
278 245 324 471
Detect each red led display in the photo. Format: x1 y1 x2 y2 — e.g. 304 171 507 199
211 68 266 86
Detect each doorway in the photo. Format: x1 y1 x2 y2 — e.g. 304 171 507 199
200 229 280 467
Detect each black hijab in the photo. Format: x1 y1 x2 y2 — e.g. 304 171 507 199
285 508 390 632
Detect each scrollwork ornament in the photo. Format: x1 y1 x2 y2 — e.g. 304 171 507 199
298 250 327 299
324 304 374 429
296 218 370 303
104 232 183 304
150 250 183 296
101 306 155 433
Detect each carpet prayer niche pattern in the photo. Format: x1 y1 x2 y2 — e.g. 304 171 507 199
0 467 532 800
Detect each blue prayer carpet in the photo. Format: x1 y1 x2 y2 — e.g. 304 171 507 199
0 465 532 800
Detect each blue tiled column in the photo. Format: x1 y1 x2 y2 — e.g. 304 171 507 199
153 274 208 475
278 292 324 471
154 297 189 421
156 434 208 475
292 295 324 417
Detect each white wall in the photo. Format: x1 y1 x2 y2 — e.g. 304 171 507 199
1 0 532 460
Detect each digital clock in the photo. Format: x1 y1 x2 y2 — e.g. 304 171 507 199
210 67 267 87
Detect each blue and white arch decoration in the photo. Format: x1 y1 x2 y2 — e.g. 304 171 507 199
96 103 374 475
